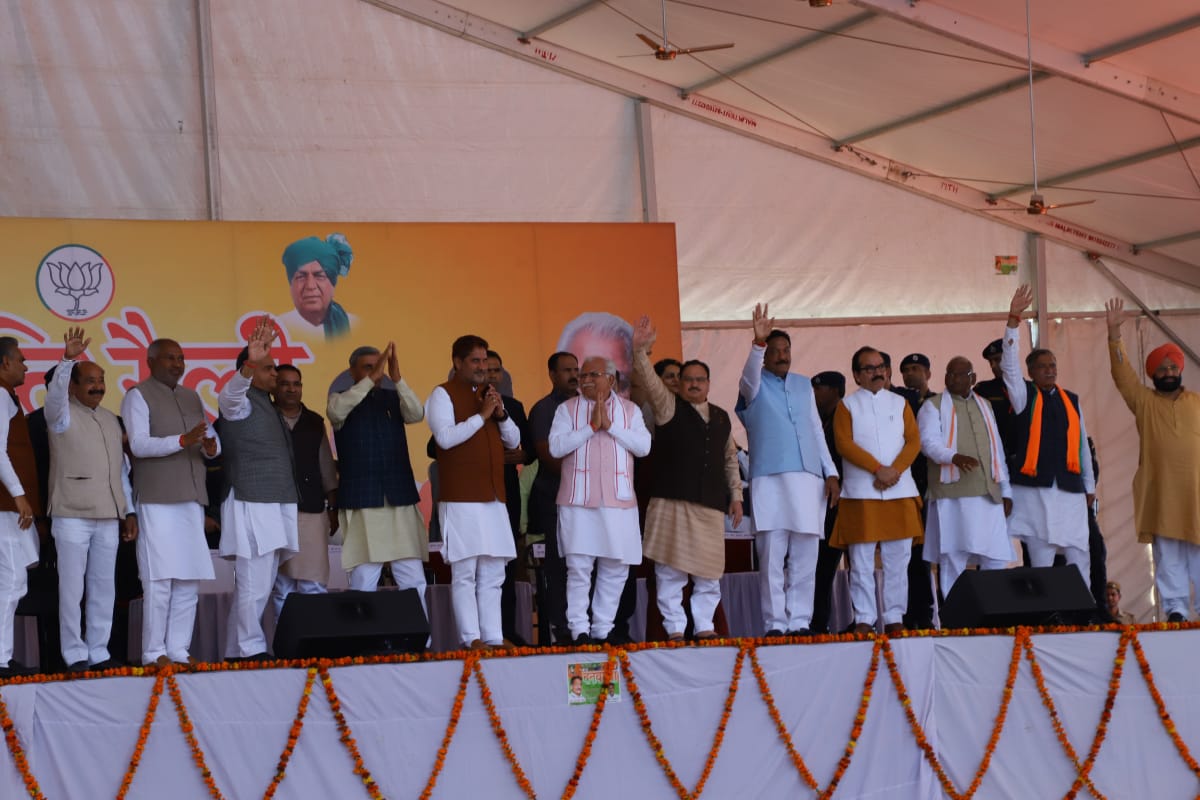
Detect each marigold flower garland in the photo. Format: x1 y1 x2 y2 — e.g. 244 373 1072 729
1023 629 1127 800
419 656 475 800
166 673 225 799
0 688 44 799
562 651 617 800
472 658 537 799
882 629 1022 800
1128 631 1200 778
617 645 744 799
116 672 165 800
262 667 317 800
747 646 819 793
318 664 384 799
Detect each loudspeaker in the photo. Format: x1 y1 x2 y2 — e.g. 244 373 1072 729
940 567 1098 629
273 589 430 659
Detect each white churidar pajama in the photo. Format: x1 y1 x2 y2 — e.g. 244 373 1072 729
849 539 910 627
52 518 119 665
655 563 720 635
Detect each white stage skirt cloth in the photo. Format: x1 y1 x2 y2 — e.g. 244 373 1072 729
3 628 1200 799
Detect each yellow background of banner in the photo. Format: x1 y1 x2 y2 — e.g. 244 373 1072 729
3 219 681 473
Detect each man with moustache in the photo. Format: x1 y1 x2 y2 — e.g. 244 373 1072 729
0 337 41 677
328 343 428 609
269 364 338 618
917 356 1014 596
426 336 522 649
831 346 923 635
216 318 299 660
632 316 742 640
45 327 137 671
1003 286 1095 588
122 338 220 666
527 352 579 644
1106 297 1200 620
550 356 650 644
736 304 839 637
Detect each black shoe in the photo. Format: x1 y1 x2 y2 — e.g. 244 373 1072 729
786 628 812 637
572 633 594 646
67 660 89 673
606 630 633 646
1168 612 1186 623
0 660 36 679
88 659 122 671
763 629 785 639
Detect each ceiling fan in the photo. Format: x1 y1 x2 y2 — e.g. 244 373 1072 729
983 0 1094 216
633 0 733 61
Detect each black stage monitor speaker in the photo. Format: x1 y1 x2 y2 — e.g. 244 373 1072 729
940 567 1098 629
274 589 430 659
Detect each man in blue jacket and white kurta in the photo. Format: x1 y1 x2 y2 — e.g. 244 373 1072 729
831 346 924 635
736 303 839 637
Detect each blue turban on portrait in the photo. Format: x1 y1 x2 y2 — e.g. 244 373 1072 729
281 233 353 339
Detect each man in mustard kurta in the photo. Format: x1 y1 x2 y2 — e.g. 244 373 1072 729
1106 298 1200 622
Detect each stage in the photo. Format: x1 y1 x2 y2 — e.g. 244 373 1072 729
3 626 1199 799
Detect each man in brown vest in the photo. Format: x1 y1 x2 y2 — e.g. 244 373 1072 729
425 335 521 649
632 316 742 640
121 339 219 666
46 327 138 671
0 337 41 677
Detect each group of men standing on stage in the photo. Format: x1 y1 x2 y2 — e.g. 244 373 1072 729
1 281 1198 676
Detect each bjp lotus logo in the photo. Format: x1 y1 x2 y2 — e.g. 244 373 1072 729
36 244 116 321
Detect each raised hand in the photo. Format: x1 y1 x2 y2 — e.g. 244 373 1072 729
1009 284 1034 320
752 302 775 342
246 316 277 365
632 315 657 354
1105 297 1129 340
62 326 90 361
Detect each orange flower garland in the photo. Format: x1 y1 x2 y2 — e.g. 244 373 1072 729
1023 629 1128 800
1128 631 1200 778
0 688 44 799
617 645 744 800
747 646 819 793
882 629 1022 800
318 664 384 800
562 651 617 800
116 672 165 800
472 658 537 799
166 673 225 799
262 667 317 800
419 655 474 800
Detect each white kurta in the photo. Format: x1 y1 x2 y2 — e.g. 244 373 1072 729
923 495 1015 563
425 386 520 563
557 505 642 564
0 392 39 570
748 472 828 536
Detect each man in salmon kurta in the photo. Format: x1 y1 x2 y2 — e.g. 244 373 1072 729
831 346 924 635
1106 297 1200 621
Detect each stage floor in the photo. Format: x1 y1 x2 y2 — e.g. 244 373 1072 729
3 626 1199 799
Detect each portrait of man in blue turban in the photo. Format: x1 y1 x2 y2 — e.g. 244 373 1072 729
279 233 356 340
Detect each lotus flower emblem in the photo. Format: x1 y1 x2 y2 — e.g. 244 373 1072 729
46 261 104 317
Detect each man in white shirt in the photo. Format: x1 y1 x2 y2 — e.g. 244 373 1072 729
426 335 521 649
45 326 138 671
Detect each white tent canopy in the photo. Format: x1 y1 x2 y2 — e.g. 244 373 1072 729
5 0 1200 620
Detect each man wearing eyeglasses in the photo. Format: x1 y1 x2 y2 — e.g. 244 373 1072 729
831 347 924 635
632 316 742 641
736 304 839 638
917 357 1015 597
550 356 650 645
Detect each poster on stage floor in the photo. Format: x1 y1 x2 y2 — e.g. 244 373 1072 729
567 661 621 705
1 219 682 494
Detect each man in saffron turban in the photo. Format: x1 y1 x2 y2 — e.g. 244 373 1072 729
1106 297 1200 621
279 234 356 341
